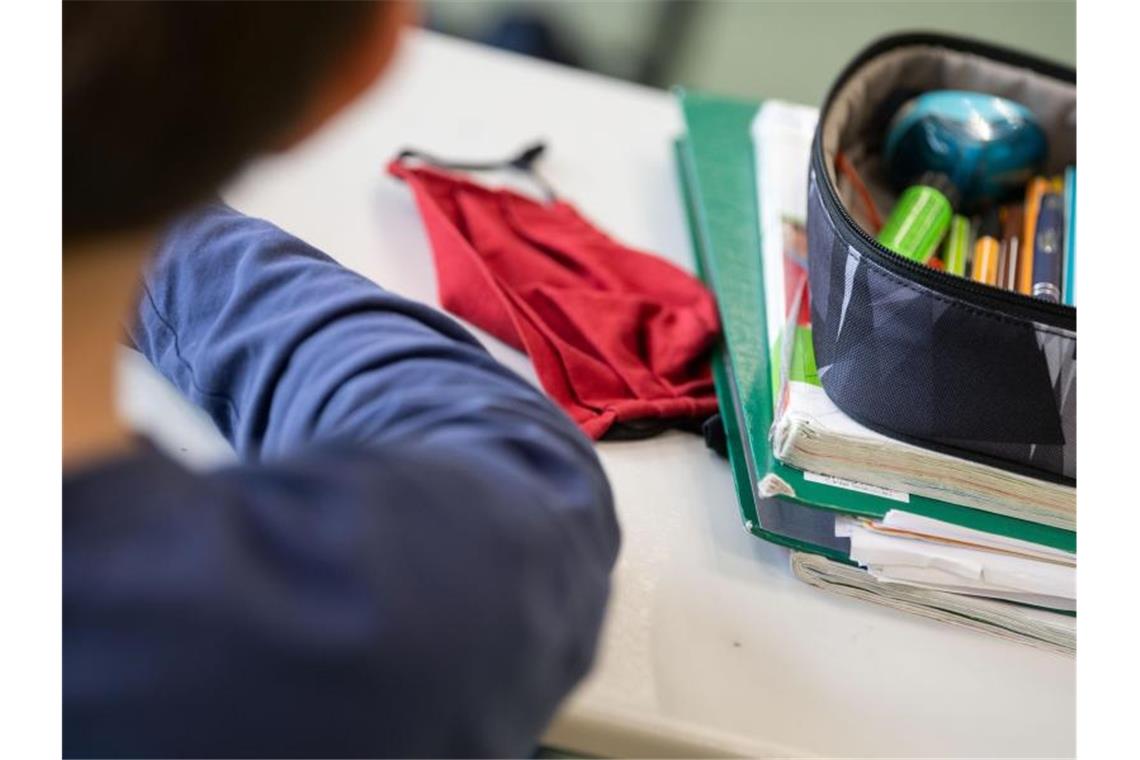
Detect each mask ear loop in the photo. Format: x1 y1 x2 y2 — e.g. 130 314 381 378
394 142 558 203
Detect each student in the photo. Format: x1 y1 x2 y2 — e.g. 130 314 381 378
62 3 619 757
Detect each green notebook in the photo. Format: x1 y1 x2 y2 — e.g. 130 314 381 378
674 88 1075 556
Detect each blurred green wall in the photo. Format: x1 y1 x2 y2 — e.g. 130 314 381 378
674 1 1075 105
427 0 1075 106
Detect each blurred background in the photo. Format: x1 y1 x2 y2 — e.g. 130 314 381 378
422 0 1075 105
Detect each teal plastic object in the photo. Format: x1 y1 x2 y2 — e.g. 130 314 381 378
884 90 1047 211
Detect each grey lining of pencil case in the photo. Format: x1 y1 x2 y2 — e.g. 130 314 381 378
819 44 1076 236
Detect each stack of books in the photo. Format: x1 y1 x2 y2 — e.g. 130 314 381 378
675 91 1075 655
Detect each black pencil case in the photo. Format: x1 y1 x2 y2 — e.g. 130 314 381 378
805 33 1076 485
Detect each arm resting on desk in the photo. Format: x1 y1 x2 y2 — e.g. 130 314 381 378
65 203 619 757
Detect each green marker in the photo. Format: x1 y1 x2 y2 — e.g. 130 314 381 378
877 173 955 264
941 214 971 276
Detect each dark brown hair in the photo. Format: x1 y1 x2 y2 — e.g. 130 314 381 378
64 1 381 239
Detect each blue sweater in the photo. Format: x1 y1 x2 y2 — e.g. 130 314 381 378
63 204 620 758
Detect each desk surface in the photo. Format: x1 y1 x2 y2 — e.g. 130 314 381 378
121 29 1074 758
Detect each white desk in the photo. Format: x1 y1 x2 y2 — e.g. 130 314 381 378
120 30 1075 758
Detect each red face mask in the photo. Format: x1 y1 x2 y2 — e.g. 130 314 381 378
388 144 720 440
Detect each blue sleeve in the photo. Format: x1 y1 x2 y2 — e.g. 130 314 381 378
65 203 619 757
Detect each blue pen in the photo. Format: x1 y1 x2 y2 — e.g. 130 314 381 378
1032 193 1065 303
1062 167 1076 305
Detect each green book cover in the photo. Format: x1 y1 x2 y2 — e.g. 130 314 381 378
677 136 850 562
674 88 1075 555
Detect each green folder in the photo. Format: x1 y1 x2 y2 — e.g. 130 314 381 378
674 89 1075 557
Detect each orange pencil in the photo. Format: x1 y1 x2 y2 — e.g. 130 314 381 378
1017 177 1051 294
971 209 1002 286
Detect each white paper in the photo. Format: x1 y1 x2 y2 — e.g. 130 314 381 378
881 509 1075 564
791 552 1075 655
848 525 1075 600
751 101 818 355
866 564 1077 612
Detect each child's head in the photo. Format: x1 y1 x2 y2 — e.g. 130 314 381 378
63 1 408 242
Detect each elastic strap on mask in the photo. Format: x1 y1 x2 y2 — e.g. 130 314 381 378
394 142 557 203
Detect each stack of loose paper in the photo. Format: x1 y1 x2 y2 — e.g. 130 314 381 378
791 552 1075 655
837 511 1074 611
